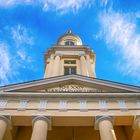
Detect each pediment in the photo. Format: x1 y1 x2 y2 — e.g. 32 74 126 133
0 75 140 93
46 83 103 93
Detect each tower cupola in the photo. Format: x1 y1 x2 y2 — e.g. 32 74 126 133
44 30 96 78
57 30 83 46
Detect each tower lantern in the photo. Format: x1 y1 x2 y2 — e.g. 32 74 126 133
44 30 96 78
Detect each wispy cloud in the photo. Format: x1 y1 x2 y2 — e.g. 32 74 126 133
0 25 34 85
99 10 140 80
11 24 34 46
42 0 94 14
99 0 109 7
0 43 10 85
0 0 94 14
0 0 33 7
10 25 34 62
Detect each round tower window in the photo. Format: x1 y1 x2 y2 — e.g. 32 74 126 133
65 41 75 46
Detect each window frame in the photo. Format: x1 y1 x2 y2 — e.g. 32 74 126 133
65 41 75 46
64 60 76 64
64 67 76 75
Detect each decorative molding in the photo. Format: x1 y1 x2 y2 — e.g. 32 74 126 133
55 51 85 56
95 116 113 130
59 100 67 111
46 84 102 93
0 99 8 110
1 91 140 99
1 74 140 92
118 100 127 111
18 99 28 111
32 115 51 130
79 100 88 111
38 99 47 111
99 100 108 111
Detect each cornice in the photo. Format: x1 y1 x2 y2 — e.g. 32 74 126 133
45 46 95 54
0 92 140 99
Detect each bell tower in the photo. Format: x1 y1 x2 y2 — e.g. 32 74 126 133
44 30 96 78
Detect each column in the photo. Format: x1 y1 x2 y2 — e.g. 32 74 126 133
80 55 88 76
133 117 140 129
86 55 93 77
0 116 10 140
31 116 50 140
86 55 94 77
44 54 55 78
132 116 140 140
44 64 49 78
95 116 117 140
53 55 60 76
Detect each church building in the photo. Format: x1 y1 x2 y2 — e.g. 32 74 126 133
0 30 140 140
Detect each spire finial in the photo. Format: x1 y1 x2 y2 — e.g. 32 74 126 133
67 29 72 34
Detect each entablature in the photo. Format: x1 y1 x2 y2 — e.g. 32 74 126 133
1 91 140 99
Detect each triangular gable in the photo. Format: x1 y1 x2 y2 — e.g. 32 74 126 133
0 75 140 93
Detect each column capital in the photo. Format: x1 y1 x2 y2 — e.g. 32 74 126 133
80 54 86 57
54 54 62 57
86 54 90 57
54 54 63 61
50 54 55 59
133 115 140 130
0 114 11 129
95 116 113 130
32 115 51 130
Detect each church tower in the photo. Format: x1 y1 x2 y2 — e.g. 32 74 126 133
0 30 140 140
44 30 96 78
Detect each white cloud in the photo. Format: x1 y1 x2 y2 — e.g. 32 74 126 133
0 25 34 85
100 0 109 7
0 43 11 85
11 25 34 46
0 0 94 14
17 49 27 61
99 10 140 80
0 0 33 7
10 25 34 64
135 11 140 18
42 0 94 14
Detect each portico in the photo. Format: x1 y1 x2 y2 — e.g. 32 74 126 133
0 30 140 140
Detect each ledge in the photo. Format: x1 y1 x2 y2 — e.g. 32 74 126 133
0 92 140 99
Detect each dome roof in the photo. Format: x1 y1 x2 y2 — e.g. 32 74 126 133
57 30 83 46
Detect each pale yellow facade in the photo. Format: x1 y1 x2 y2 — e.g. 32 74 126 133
0 30 140 140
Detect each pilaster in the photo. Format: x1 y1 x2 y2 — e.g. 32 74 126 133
80 55 88 76
53 55 61 76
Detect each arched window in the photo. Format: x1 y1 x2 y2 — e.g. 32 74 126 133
65 41 75 46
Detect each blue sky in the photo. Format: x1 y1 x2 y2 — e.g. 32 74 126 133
0 0 140 86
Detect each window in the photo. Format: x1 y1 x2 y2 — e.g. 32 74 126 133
65 41 75 46
64 60 76 64
64 67 76 75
